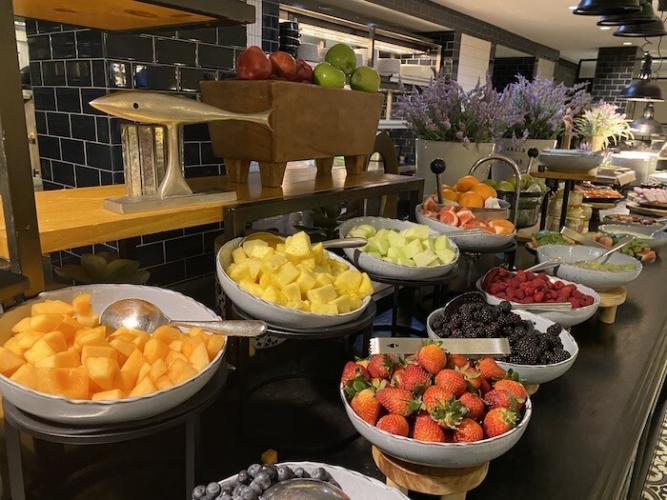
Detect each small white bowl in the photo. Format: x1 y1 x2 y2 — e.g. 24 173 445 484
416 205 516 252
217 238 371 329
536 244 642 291
341 386 531 468
338 216 459 280
540 149 604 172
475 276 600 327
427 307 579 385
598 224 667 250
0 285 226 425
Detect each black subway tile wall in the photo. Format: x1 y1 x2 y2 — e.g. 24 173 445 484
591 46 641 112
491 57 536 92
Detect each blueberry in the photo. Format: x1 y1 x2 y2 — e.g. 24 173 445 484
261 465 278 481
276 465 294 482
221 486 233 496
293 467 306 478
206 483 221 496
217 496 232 500
247 464 263 478
233 484 248 496
253 472 272 490
247 481 262 495
193 485 207 499
311 467 329 481
241 490 258 500
237 470 251 485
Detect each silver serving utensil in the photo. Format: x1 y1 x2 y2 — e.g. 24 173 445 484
560 226 607 249
262 479 350 500
369 337 511 357
100 298 266 337
524 259 562 273
585 235 635 265
240 232 367 250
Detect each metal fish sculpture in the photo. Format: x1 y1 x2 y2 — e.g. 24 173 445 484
90 91 271 199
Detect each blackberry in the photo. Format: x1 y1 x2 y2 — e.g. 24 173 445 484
547 334 563 349
512 337 541 364
547 324 563 336
479 308 494 323
552 350 571 363
508 355 524 364
498 301 512 313
484 325 498 338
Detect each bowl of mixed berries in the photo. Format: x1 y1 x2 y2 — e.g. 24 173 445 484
340 345 531 468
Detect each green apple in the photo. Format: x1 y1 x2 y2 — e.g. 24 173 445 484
313 62 346 89
325 43 357 75
350 66 380 92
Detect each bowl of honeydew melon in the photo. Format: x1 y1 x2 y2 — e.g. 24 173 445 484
217 231 373 329
339 217 459 280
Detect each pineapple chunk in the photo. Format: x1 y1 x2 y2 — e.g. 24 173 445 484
10 364 37 390
358 273 374 297
310 303 338 315
239 279 264 297
334 269 363 294
129 376 157 397
232 247 248 264
206 335 225 359
282 282 301 303
315 273 333 287
242 239 268 255
92 389 124 401
299 258 316 271
307 284 338 304
296 268 316 294
275 262 299 287
261 286 281 304
258 273 272 288
285 232 312 258
261 254 288 273
247 259 262 281
32 300 74 316
331 295 352 314
311 242 325 263
0 347 25 376
85 356 120 391
143 338 169 364
247 245 274 260
229 260 251 282
72 293 92 316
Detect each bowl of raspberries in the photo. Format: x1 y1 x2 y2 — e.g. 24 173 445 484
427 295 579 385
478 267 599 327
340 346 531 468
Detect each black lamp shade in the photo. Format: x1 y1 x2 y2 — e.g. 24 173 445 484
621 79 664 102
598 1 656 25
614 18 667 36
573 0 641 15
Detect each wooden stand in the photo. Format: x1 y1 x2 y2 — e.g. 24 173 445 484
525 383 540 396
371 447 488 499
598 287 627 324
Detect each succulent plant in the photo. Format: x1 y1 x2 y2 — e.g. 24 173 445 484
55 252 149 285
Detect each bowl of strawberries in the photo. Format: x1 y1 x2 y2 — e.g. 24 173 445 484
340 346 531 468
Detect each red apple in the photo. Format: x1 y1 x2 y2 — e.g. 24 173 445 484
295 58 313 83
270 51 297 80
236 46 272 80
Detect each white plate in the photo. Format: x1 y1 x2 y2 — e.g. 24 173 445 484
342 387 531 468
536 244 642 291
598 224 667 250
338 216 459 280
217 238 371 329
427 307 579 385
219 461 408 499
475 276 600 327
0 285 225 424
416 205 516 252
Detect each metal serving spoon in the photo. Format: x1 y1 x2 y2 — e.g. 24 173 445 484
584 235 634 265
100 298 266 337
241 231 367 249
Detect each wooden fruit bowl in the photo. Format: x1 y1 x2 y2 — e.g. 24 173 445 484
200 80 384 187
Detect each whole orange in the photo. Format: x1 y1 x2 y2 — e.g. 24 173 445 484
455 175 480 193
458 192 484 209
442 188 459 202
472 183 497 201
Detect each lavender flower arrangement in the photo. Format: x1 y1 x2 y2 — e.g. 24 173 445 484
395 74 519 144
503 76 591 140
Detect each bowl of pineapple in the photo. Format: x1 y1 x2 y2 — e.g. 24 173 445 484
217 231 373 329
0 285 226 424
339 217 459 280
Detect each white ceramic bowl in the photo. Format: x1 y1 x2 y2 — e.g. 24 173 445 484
416 205 516 252
598 224 667 250
475 276 600 327
219 461 408 499
0 285 225 425
217 238 371 329
338 216 459 280
427 308 579 385
536 244 642 291
342 387 531 468
540 149 604 172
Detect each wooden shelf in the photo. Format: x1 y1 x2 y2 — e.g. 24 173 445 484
13 0 255 31
531 170 597 182
0 167 417 258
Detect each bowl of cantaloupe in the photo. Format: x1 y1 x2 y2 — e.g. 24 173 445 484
217 231 373 329
339 217 459 280
0 285 226 424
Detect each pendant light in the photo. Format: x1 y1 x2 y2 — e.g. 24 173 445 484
614 17 667 36
621 52 664 102
598 0 656 26
630 103 664 138
573 0 640 16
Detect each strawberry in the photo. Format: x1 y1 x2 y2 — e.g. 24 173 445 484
416 343 447 374
399 364 431 394
341 361 369 386
350 388 381 425
422 385 454 413
377 387 420 417
413 412 445 442
483 408 518 438
459 392 485 420
435 369 467 397
447 353 470 370
367 354 396 379
484 389 518 410
476 357 506 381
391 367 404 387
376 414 409 437
480 377 492 395
461 367 482 390
454 418 484 443
429 397 467 429
493 379 527 404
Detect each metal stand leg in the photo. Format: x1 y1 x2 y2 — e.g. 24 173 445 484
5 416 26 500
185 415 201 499
391 285 399 337
560 180 574 228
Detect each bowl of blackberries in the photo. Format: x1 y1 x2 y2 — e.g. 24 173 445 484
427 293 578 385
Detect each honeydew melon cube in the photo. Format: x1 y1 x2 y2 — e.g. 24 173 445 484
307 284 338 304
282 282 302 302
425 239 436 252
334 269 363 293
436 248 456 265
285 232 312 258
383 256 396 264
310 302 338 315
242 239 268 256
275 262 300 287
398 257 416 267
331 295 351 314
386 247 405 261
247 245 274 260
366 251 382 259
403 239 423 259
10 363 37 390
435 235 451 251
92 389 124 401
413 249 438 267
357 274 374 297
0 347 24 376
232 247 248 264
403 225 430 241
297 268 316 294
365 236 389 256
375 229 392 242
387 231 406 248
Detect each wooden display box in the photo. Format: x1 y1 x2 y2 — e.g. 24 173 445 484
200 80 384 187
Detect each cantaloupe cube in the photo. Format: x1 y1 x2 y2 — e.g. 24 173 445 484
12 317 32 333
75 326 107 347
35 349 80 369
15 330 43 350
32 300 73 316
81 344 116 363
307 284 338 304
150 358 167 381
30 314 63 333
37 367 89 399
42 331 68 353
0 347 25 376
232 247 248 264
131 331 150 350
182 335 205 359
137 362 151 383
166 350 188 367
189 342 209 371
59 316 82 345
129 376 157 397
143 338 169 364
155 375 174 391
85 356 119 391
92 389 124 401
167 358 189 384
76 315 99 328
72 293 92 316
4 337 26 358
24 339 56 364
187 327 205 338
120 349 144 390
206 335 225 359
10 363 37 390
153 325 181 344
172 363 198 385
169 340 183 352
109 338 136 360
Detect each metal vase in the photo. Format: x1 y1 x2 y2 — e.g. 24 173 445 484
121 124 175 197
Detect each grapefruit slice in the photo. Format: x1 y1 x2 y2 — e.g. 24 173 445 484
423 197 438 212
457 209 475 226
488 219 515 235
439 209 459 226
